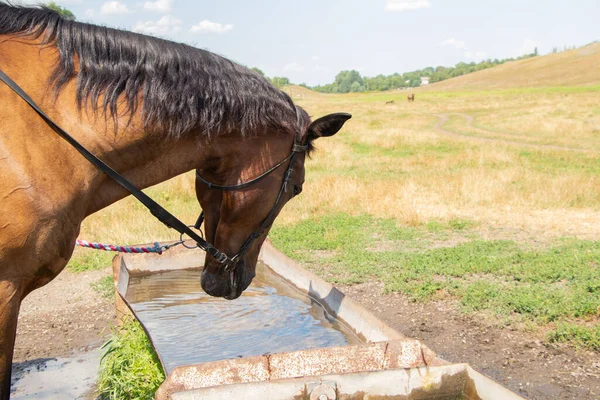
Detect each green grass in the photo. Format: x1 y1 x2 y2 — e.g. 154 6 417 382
270 213 600 349
97 318 165 400
518 150 600 176
548 323 600 351
91 276 114 299
67 249 114 273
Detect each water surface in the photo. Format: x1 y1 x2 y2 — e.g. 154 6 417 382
10 348 101 399
126 262 360 373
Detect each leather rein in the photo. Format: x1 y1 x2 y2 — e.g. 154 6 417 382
0 69 307 272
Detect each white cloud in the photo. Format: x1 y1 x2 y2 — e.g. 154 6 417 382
283 62 305 72
133 15 182 36
84 9 96 18
385 0 431 12
100 1 130 15
143 0 174 14
517 37 540 56
190 20 233 34
441 38 467 49
311 55 320 61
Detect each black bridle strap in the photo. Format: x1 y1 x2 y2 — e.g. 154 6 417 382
195 141 303 264
195 151 294 190
0 69 235 265
232 151 298 261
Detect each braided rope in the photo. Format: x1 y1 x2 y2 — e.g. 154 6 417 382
75 239 183 255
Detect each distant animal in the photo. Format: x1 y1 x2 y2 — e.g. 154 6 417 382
0 3 351 397
407 94 415 102
385 100 395 105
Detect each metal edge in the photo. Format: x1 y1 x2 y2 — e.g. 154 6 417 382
113 252 168 375
168 363 526 400
259 239 405 343
466 365 525 400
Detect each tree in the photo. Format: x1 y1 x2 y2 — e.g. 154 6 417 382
251 67 265 77
45 2 76 20
350 81 364 92
334 70 364 93
310 47 559 93
271 77 290 88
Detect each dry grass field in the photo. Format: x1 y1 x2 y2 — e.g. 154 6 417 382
279 84 600 235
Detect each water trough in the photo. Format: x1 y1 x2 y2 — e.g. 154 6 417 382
113 240 524 400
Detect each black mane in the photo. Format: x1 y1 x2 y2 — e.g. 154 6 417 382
0 2 298 138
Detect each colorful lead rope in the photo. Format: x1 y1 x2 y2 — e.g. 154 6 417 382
75 239 183 255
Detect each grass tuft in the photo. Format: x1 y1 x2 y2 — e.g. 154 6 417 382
67 250 114 273
547 323 600 351
91 276 115 299
97 318 165 400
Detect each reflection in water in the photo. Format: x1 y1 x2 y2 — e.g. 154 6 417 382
126 262 360 373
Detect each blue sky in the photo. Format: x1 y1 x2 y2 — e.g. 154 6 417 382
16 0 600 86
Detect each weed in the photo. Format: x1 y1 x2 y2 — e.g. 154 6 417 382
547 323 600 351
91 276 114 299
67 250 114 273
97 318 165 399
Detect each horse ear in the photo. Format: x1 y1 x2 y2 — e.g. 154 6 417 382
307 113 351 140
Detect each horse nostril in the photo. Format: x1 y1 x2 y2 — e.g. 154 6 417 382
201 270 229 298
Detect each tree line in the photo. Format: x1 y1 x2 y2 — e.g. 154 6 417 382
311 50 538 93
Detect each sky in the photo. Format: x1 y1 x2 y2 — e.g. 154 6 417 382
13 0 600 86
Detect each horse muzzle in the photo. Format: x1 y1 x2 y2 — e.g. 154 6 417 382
200 260 254 300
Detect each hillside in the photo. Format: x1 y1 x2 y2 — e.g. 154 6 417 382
420 42 600 91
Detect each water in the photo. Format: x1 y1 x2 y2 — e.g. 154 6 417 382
10 348 101 399
126 262 360 373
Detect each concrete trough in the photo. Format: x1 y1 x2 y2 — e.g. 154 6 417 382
113 240 524 400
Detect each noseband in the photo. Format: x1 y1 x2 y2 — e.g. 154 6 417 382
195 109 307 271
0 69 306 273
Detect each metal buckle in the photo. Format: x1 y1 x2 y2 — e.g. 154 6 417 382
292 143 308 153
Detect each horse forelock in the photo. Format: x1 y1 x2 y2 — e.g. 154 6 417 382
0 2 297 139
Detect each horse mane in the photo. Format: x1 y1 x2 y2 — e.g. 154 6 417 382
0 2 297 138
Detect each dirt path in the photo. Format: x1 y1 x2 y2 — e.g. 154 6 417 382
13 267 115 362
433 113 590 152
340 281 600 400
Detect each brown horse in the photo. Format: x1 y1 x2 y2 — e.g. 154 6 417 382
0 4 350 397
407 94 415 102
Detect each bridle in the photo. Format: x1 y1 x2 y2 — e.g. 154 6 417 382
0 69 306 273
194 109 307 271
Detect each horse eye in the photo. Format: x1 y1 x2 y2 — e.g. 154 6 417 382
293 186 302 197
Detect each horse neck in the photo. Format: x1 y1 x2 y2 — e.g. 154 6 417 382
84 127 292 216
82 130 208 215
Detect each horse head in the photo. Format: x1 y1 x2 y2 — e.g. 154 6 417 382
195 110 351 299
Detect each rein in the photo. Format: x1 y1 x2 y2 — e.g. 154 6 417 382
0 69 306 272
